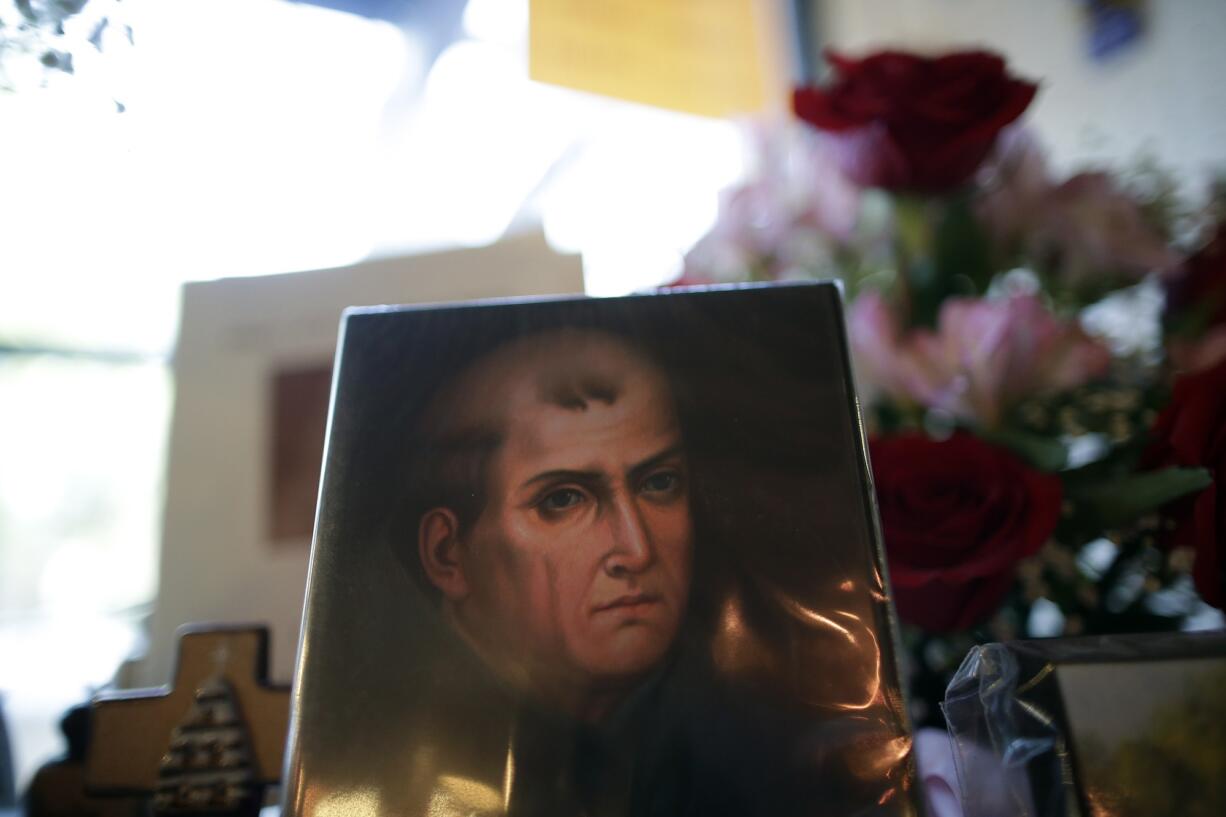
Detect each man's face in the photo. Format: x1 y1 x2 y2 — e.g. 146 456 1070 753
455 339 692 694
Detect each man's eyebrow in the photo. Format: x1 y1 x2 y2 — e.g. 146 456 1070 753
517 444 685 494
520 469 609 492
627 444 686 482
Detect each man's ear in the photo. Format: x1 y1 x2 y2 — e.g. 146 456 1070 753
418 508 470 601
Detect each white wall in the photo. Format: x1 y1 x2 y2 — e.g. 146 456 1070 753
821 0 1226 189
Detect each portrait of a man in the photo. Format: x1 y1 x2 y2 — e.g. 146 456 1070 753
411 329 692 725
285 284 917 817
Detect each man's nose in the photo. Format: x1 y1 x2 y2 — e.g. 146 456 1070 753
603 494 654 577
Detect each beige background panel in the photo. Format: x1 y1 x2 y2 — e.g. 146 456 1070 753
136 233 583 690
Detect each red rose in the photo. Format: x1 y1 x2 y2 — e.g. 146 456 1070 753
870 432 1062 632
1165 222 1226 329
1143 357 1226 608
793 50 1038 192
1164 222 1226 372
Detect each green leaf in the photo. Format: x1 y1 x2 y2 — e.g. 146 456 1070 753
976 426 1069 472
1065 467 1212 527
892 191 996 328
934 192 994 295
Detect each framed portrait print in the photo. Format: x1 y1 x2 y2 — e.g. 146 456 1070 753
283 283 917 817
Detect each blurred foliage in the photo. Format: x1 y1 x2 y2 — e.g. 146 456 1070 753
0 0 129 91
1079 664 1226 817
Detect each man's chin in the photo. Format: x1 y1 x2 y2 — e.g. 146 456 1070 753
578 630 677 685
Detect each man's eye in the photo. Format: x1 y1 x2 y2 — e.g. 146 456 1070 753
539 488 586 512
641 471 680 494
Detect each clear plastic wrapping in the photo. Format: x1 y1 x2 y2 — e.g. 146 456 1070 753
943 632 1226 817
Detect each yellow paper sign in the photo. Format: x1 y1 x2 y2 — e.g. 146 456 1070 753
529 0 785 118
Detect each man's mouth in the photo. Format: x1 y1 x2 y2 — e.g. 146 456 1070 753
592 593 661 614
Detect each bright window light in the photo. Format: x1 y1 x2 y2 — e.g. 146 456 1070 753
541 108 746 294
0 0 408 790
0 0 408 353
463 0 529 46
371 38 589 250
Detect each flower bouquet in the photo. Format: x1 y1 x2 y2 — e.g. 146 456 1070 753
678 49 1226 725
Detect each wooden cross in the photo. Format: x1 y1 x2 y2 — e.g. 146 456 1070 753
86 625 291 810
